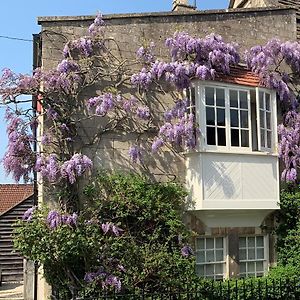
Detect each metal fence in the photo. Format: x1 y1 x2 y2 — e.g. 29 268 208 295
52 277 300 300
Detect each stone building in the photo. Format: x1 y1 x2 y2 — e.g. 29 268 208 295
31 0 298 298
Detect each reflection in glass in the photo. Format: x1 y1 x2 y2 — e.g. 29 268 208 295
240 111 249 128
230 110 239 127
265 93 270 110
217 109 225 126
216 88 225 107
259 92 264 109
241 130 249 147
205 87 215 105
230 90 238 107
206 238 214 249
240 91 248 109
206 107 215 126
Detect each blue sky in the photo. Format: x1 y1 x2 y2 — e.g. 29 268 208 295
0 0 228 183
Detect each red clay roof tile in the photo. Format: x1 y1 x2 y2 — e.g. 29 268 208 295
0 184 33 215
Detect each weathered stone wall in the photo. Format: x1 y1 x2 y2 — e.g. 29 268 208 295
37 6 296 181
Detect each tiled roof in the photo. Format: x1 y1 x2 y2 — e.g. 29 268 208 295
276 1 300 39
0 184 33 215
216 65 262 87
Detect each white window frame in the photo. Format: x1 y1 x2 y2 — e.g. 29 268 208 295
191 81 277 154
238 235 269 278
195 236 227 280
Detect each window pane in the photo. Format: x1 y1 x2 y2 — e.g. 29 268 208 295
197 238 205 250
206 107 215 126
239 249 247 260
240 237 246 248
257 248 264 260
240 91 248 109
196 250 205 263
248 237 255 248
217 109 225 126
241 130 249 147
216 238 223 249
206 238 214 249
240 262 246 273
230 90 238 107
207 127 216 145
256 261 264 272
231 129 239 146
206 250 215 262
260 111 265 128
206 264 214 276
248 262 255 273
216 250 223 261
206 87 215 105
256 236 264 247
261 130 265 147
196 265 204 276
216 88 225 107
215 264 223 274
265 93 270 110
230 110 239 127
248 248 255 260
217 128 226 146
266 112 271 129
240 111 249 128
259 92 264 109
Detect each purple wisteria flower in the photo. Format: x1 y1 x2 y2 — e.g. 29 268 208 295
57 59 80 74
181 245 194 257
35 154 60 183
88 13 105 36
136 106 150 120
60 154 93 184
22 206 37 221
128 145 142 163
87 93 114 116
46 210 78 230
101 222 123 236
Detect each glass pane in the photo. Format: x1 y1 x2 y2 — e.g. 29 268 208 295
239 249 247 261
206 264 214 276
206 238 214 249
240 111 249 128
215 264 223 275
231 129 239 147
256 236 264 247
207 127 216 145
206 87 215 105
266 93 271 110
260 111 265 128
248 249 256 260
196 251 205 263
257 248 264 260
206 250 215 262
241 130 249 147
230 90 238 107
230 110 239 127
216 88 225 107
259 92 264 109
216 238 223 249
256 261 264 272
196 264 205 276
197 238 205 250
217 109 225 126
266 112 271 129
267 131 272 148
216 250 223 261
217 128 226 146
240 262 246 273
248 237 255 248
240 91 248 109
261 130 265 148
206 107 215 126
248 262 255 273
239 237 246 248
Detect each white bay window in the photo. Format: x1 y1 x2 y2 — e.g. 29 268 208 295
187 82 277 153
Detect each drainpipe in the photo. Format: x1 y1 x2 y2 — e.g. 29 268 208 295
32 33 41 300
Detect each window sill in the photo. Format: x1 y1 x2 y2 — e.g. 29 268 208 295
182 148 278 157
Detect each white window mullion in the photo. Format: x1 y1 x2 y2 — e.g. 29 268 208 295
272 91 278 153
248 91 252 150
225 88 231 151
256 87 262 151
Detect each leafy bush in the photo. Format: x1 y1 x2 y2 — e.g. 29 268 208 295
14 172 195 299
